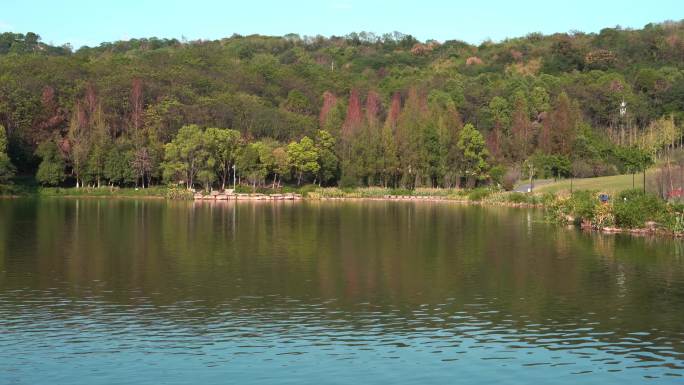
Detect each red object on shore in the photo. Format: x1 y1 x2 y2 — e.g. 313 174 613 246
668 188 684 199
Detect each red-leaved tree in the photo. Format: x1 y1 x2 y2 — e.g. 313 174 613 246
365 90 382 128
319 91 337 128
342 88 362 138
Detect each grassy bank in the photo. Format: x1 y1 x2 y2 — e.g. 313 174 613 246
0 184 169 198
38 186 169 198
303 186 549 205
532 171 656 194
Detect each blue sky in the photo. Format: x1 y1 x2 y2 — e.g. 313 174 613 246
1 0 682 48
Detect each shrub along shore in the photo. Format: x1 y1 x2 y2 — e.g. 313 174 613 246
544 189 684 236
2 184 682 237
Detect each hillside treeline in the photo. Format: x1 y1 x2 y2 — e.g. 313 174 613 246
1 21 683 189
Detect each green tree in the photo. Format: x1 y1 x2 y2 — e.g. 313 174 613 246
255 139 278 186
34 140 65 186
641 115 678 157
509 92 533 161
287 136 319 185
272 146 290 188
315 130 338 186
457 123 490 187
104 141 136 187
197 160 217 191
428 91 462 188
420 122 442 186
66 106 91 188
237 142 266 188
532 153 571 180
343 127 378 187
488 96 511 130
282 89 313 114
379 119 399 187
204 127 241 190
0 125 15 183
618 146 653 188
162 124 207 189
530 87 550 117
131 147 154 188
486 96 511 161
395 87 428 187
89 103 111 187
85 143 107 187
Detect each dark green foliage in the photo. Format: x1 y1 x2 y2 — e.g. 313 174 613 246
287 136 319 185
338 173 360 188
542 37 585 73
296 184 319 197
0 32 70 55
233 184 254 194
388 188 413 196
457 124 490 186
35 186 168 197
533 153 571 179
616 146 653 175
236 143 264 188
568 190 600 223
539 192 558 206
34 140 64 186
661 203 684 232
544 190 601 226
315 130 338 186
489 165 506 187
613 189 667 228
282 90 313 114
0 125 15 183
507 192 532 204
467 188 491 201
105 142 136 186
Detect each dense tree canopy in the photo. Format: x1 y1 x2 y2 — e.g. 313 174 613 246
1 21 683 189
0 125 15 183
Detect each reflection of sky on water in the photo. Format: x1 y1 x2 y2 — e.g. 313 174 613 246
1 199 683 384
3 293 683 384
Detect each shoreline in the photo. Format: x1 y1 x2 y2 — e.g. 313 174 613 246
191 194 544 208
3 189 682 239
0 188 545 209
315 196 544 209
580 225 684 238
0 193 166 200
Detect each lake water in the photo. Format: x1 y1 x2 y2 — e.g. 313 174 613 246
1 199 683 384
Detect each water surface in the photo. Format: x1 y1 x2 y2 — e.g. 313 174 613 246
1 199 683 384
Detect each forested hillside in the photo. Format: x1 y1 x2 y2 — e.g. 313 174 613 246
1 21 683 189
